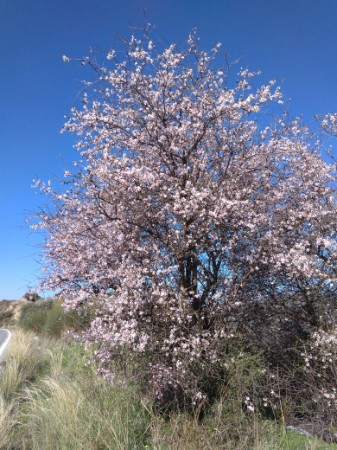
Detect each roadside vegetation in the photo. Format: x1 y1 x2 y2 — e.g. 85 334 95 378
9 28 337 450
18 298 92 337
0 298 336 449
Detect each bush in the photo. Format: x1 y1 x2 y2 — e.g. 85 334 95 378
23 291 41 302
19 299 55 334
287 328 337 441
19 298 94 338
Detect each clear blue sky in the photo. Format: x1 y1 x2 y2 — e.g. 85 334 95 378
1 0 337 299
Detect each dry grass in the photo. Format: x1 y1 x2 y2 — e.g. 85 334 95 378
17 375 150 450
0 299 27 328
0 396 17 449
0 330 150 449
0 329 51 400
0 329 334 449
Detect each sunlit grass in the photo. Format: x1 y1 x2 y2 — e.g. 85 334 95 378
0 328 336 449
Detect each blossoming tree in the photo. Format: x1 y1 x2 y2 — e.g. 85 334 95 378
34 32 337 404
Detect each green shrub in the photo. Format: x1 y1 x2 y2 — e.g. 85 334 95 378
19 298 95 338
43 302 65 337
63 304 95 331
19 299 54 334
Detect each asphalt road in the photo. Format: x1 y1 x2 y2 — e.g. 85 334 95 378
0 329 11 362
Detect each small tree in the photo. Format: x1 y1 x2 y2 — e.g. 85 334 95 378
34 31 337 406
23 291 40 302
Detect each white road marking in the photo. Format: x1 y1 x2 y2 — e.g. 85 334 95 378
0 329 11 361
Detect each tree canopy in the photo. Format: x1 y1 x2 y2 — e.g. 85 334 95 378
33 31 337 405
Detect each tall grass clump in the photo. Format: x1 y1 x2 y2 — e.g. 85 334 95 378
18 374 150 450
0 329 336 449
0 397 17 450
0 331 150 449
0 329 51 400
0 330 53 448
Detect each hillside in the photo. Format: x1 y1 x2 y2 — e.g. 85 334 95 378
0 299 27 328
